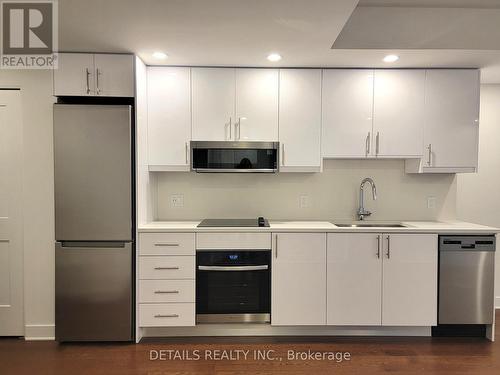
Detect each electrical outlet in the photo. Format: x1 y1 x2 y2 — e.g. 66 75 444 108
170 194 184 208
299 195 309 208
427 197 436 209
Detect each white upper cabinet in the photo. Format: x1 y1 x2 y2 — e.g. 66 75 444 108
373 70 425 158
278 69 322 172
54 53 95 96
94 54 135 97
327 233 382 325
406 69 479 173
235 69 279 141
381 234 437 326
272 233 327 325
322 69 374 158
191 68 235 141
54 53 134 97
147 67 191 171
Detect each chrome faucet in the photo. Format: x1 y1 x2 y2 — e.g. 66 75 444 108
357 177 377 221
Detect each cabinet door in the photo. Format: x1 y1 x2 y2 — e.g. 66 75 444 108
279 69 322 172
424 70 479 169
272 233 326 325
373 70 424 157
235 69 279 141
53 53 94 96
94 54 134 97
322 69 374 158
382 234 437 326
192 68 235 141
147 67 191 171
327 233 382 325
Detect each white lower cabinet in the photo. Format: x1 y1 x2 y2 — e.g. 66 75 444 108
327 233 437 326
138 233 195 327
381 234 438 326
327 233 382 325
271 233 327 325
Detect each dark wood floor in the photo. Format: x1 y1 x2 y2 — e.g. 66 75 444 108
1 311 500 375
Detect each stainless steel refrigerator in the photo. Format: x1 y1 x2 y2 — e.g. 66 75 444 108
54 104 133 342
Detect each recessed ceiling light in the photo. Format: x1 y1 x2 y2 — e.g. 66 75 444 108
152 51 168 60
383 54 399 63
267 53 282 62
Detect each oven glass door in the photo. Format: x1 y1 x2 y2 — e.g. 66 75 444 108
196 251 271 315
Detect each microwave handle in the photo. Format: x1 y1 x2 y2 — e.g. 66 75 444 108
198 265 268 271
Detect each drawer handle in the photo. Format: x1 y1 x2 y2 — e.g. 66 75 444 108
154 266 179 270
154 290 180 294
154 314 179 318
154 243 180 247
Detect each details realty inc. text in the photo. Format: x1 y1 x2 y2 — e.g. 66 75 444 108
150 349 352 362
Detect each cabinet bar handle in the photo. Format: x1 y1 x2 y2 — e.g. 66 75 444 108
427 144 432 166
376 132 380 156
281 144 285 166
386 235 390 259
228 117 232 140
236 117 241 140
85 68 91 94
185 142 189 164
154 314 179 318
376 235 381 259
154 243 180 247
154 290 179 294
96 68 101 94
366 132 371 156
275 234 278 258
154 266 179 270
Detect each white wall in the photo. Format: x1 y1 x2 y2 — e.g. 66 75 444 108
0 70 55 338
155 159 457 221
457 84 500 307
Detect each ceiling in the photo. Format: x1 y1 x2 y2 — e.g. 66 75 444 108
58 0 500 83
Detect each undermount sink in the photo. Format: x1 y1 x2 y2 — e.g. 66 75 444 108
334 223 407 228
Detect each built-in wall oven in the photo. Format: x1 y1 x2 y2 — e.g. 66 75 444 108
196 250 271 323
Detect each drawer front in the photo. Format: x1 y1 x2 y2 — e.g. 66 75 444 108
139 233 195 255
139 303 195 327
139 280 195 303
139 256 195 279
196 232 271 250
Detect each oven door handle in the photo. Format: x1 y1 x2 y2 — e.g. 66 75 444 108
197 265 269 271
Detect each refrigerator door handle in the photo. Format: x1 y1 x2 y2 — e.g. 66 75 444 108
59 241 127 248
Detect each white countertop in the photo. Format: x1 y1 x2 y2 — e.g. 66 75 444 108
138 220 498 235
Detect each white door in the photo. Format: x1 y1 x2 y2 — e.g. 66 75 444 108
382 234 438 326
373 70 425 157
424 70 479 169
235 69 279 141
272 233 326 325
191 68 235 141
0 90 24 335
53 53 95 96
322 69 374 158
327 233 382 325
94 54 134 97
279 69 322 172
147 67 191 171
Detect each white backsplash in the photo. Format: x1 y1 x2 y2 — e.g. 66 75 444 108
154 159 456 222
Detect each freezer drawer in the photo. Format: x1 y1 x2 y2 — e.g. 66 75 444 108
54 104 132 241
55 242 132 341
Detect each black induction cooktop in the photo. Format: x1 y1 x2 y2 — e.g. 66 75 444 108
197 217 269 228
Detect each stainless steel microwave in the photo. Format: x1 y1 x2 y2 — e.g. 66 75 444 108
191 141 279 173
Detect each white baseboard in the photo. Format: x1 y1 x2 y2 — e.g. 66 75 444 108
24 324 55 341
496 297 500 309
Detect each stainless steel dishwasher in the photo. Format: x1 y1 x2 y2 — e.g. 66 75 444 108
439 235 496 325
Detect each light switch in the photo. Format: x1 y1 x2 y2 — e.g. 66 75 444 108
427 197 436 209
299 195 309 208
